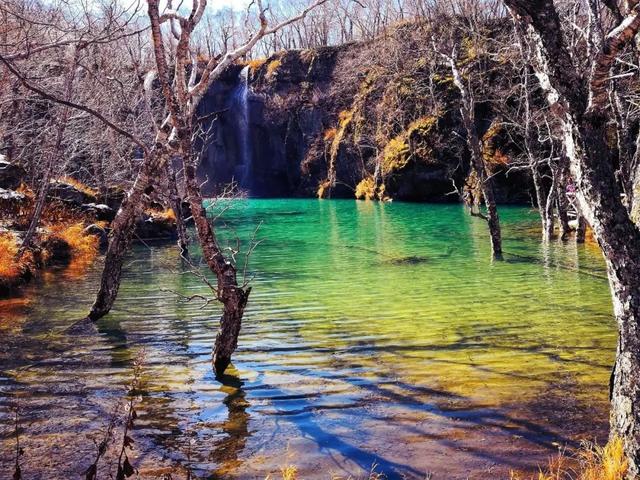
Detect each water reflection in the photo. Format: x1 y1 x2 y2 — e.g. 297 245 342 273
0 201 616 479
209 374 251 477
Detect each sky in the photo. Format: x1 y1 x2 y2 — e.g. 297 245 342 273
211 0 251 10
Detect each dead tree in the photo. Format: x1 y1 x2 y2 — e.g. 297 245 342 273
506 0 640 474
438 46 503 259
145 0 328 376
2 0 327 377
19 46 80 254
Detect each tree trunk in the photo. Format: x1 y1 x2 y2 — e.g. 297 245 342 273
544 171 556 240
88 150 164 320
576 213 587 244
574 113 640 476
20 48 79 254
447 56 502 259
483 188 503 259
181 145 250 377
504 4 640 471
165 159 189 256
531 159 555 240
556 167 572 240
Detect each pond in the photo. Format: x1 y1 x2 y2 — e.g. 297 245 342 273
0 200 616 479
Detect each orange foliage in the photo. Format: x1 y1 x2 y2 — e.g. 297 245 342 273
247 58 267 72
0 233 32 284
46 222 98 263
147 207 177 223
323 128 337 141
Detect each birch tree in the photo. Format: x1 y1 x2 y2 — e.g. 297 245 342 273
505 0 640 474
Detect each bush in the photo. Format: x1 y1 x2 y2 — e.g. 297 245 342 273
45 222 98 264
266 59 282 78
0 233 33 290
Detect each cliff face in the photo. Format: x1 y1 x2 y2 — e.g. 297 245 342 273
197 22 531 203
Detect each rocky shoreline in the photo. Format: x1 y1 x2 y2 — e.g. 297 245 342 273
0 158 178 296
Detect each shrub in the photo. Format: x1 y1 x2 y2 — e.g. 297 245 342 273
382 136 411 174
317 179 332 199
247 57 267 72
381 115 438 176
355 177 377 200
0 233 33 288
266 59 282 78
148 207 176 223
0 233 22 281
46 222 98 263
482 121 510 167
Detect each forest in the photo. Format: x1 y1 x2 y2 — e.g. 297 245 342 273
1 0 640 478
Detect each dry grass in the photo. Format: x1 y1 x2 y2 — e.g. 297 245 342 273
248 57 267 72
0 233 33 286
0 233 22 281
147 207 177 223
46 222 98 262
511 437 628 480
16 182 34 198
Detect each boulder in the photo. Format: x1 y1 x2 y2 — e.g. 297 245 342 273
42 236 72 264
0 188 28 218
85 224 109 248
103 185 126 211
0 159 26 190
48 180 97 206
0 188 26 203
135 212 177 240
80 203 116 222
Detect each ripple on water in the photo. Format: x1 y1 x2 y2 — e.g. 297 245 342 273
0 200 614 479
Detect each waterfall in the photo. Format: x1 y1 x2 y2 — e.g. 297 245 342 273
235 65 252 191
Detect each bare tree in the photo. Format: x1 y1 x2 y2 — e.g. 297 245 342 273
505 0 640 474
2 0 328 377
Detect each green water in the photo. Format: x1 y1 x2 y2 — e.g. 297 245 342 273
0 200 616 479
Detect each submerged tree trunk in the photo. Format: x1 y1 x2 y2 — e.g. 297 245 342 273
555 165 572 240
544 169 557 240
447 56 503 259
181 143 251 377
576 213 587 244
531 159 555 240
88 150 164 320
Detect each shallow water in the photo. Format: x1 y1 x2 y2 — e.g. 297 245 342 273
0 200 616 479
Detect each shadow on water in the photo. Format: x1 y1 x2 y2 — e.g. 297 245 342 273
0 201 616 479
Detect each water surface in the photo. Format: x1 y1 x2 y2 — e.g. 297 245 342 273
0 200 615 479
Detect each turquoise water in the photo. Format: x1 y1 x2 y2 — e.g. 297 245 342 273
0 200 615 479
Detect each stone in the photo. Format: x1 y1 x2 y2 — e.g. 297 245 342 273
135 212 177 240
48 180 97 206
0 159 26 190
80 203 115 221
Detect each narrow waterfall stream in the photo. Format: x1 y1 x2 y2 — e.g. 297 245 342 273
235 66 252 191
